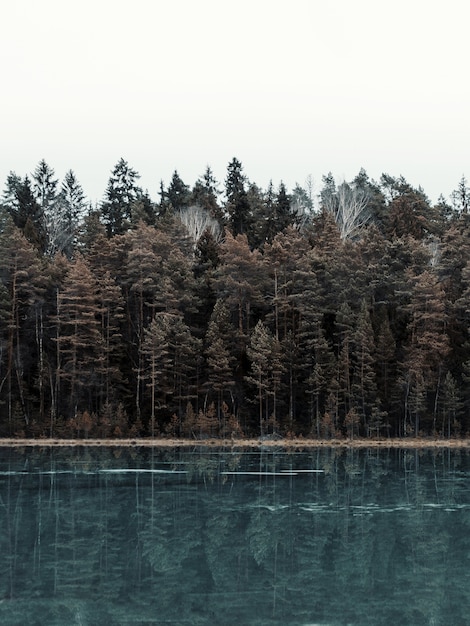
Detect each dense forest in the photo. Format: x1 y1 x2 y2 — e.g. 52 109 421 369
1 157 470 439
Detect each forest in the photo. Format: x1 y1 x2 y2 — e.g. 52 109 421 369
1 157 470 440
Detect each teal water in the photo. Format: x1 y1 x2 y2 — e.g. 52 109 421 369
0 446 469 625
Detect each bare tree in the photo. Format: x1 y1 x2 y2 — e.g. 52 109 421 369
178 205 221 250
322 179 370 240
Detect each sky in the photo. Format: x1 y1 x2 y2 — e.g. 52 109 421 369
1 0 469 206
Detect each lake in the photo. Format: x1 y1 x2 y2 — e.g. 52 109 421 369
0 445 469 625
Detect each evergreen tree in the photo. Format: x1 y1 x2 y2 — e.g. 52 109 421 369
54 255 104 418
101 158 142 237
142 312 201 427
32 159 58 213
451 175 470 214
256 181 295 245
122 222 196 419
3 175 47 252
335 301 354 426
374 309 396 419
224 158 252 238
190 166 223 221
128 190 156 227
290 181 313 224
204 299 236 422
440 371 462 437
48 170 87 257
0 223 45 429
245 320 276 436
96 270 125 411
276 181 293 232
385 187 437 240
351 299 379 434
401 269 450 435
166 170 191 212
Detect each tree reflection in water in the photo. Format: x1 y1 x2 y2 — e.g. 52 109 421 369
0 445 470 625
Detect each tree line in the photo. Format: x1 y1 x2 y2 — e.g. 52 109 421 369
1 157 470 439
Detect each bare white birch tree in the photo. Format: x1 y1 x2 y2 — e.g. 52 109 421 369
322 179 370 240
178 205 221 250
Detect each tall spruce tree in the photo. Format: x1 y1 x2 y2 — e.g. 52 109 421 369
101 158 142 237
166 170 191 212
3 175 47 252
225 158 252 238
190 166 223 221
48 170 87 257
32 159 58 214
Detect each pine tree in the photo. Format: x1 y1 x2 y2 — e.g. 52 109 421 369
54 255 104 418
48 170 87 257
32 159 58 213
351 299 379 434
276 181 294 232
440 371 462 437
401 269 450 435
385 186 437 240
204 299 236 423
3 175 47 252
141 312 201 429
101 158 142 236
224 158 252 238
190 166 223 221
214 231 265 352
96 270 125 411
0 223 44 429
245 320 275 436
141 313 170 435
264 227 315 427
166 170 191 212
451 175 470 214
122 222 196 419
335 302 354 427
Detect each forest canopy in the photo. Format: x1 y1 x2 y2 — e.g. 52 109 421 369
1 157 470 440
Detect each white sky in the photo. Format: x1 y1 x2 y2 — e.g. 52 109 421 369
1 0 469 206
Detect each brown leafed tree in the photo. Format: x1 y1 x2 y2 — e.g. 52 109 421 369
401 269 450 435
54 255 104 418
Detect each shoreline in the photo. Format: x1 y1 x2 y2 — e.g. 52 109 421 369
1 437 470 449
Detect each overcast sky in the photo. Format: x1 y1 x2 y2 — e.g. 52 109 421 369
1 0 469 206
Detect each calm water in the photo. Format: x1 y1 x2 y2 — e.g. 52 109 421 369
0 445 470 626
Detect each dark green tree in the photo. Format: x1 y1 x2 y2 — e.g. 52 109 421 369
3 175 47 252
101 158 142 237
0 223 45 430
225 158 252 238
166 170 191 212
351 299 379 434
451 175 470 214
32 159 58 213
190 166 223 221
48 170 87 257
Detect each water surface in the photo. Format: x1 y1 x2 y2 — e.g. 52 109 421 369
0 445 469 625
